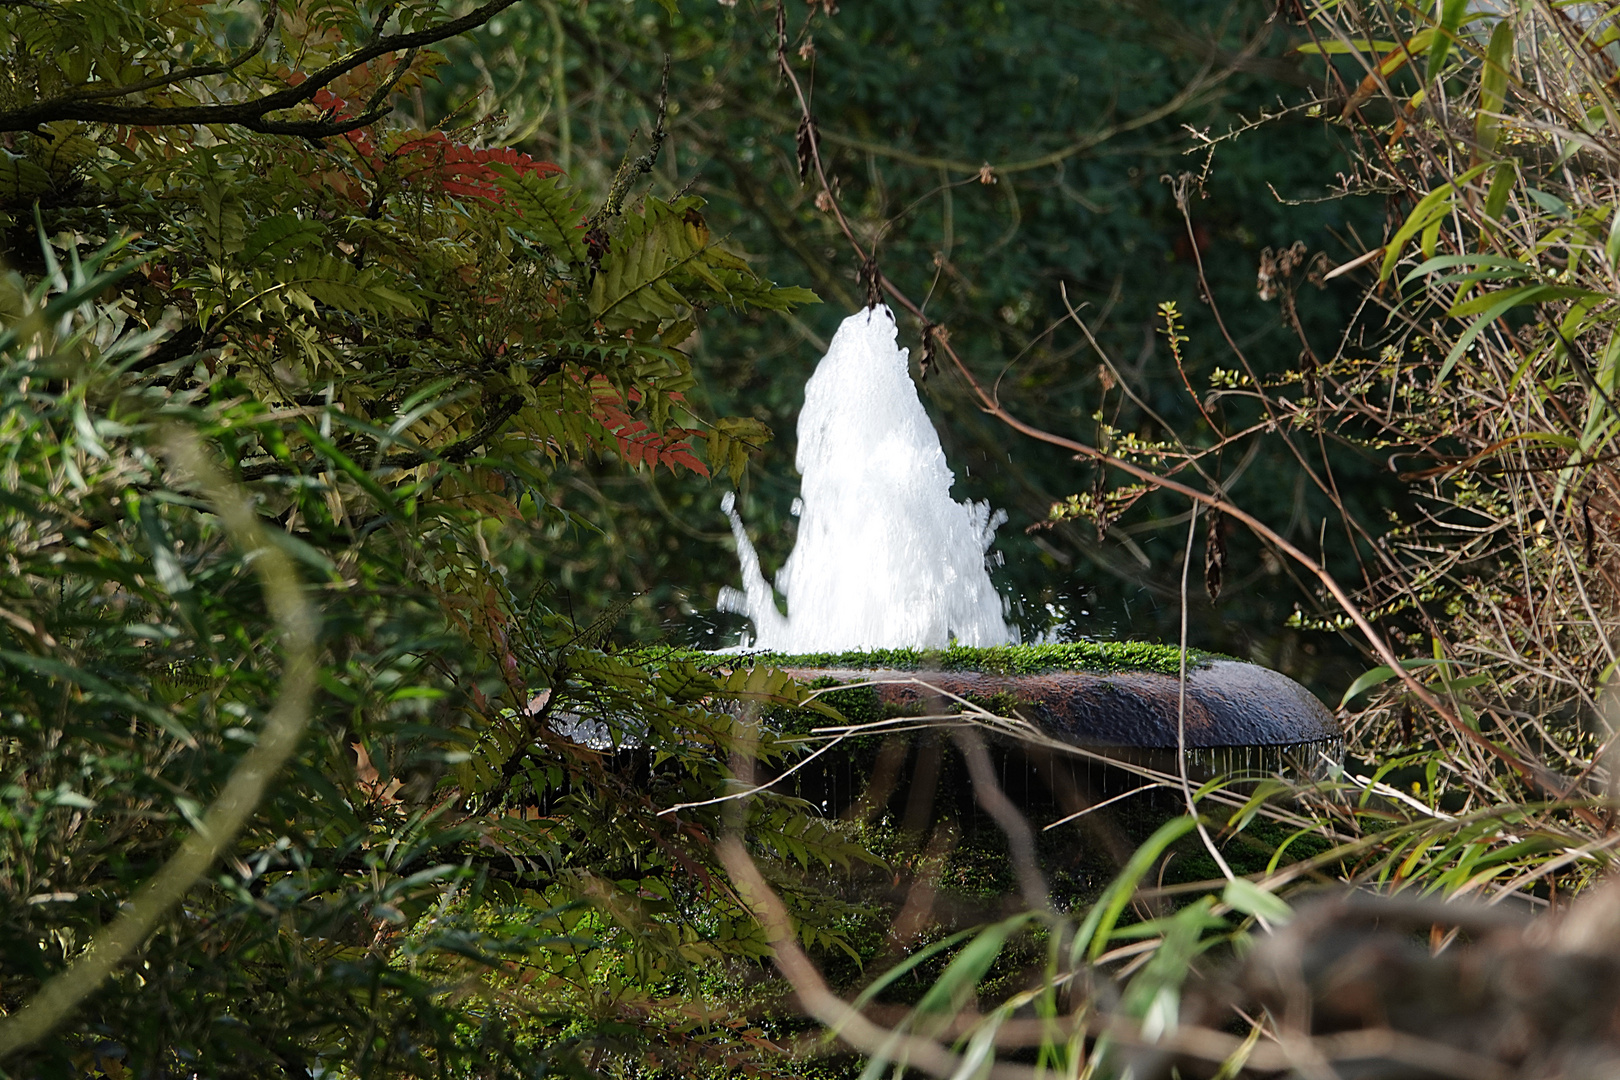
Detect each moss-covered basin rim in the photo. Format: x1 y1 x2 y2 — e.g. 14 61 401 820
649 641 1215 677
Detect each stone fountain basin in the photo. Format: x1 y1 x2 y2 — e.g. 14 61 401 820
777 658 1340 751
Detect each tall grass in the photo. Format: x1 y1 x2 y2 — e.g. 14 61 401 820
1278 0 1620 885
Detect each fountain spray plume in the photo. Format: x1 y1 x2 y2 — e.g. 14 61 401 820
720 305 1016 652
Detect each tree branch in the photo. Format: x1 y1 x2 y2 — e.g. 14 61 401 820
236 370 545 484
381 392 529 469
0 0 520 135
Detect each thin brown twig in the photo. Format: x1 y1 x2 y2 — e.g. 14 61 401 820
951 728 1050 912
716 836 1042 1080
1176 504 1239 887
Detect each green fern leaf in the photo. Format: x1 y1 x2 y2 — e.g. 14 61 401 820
490 167 589 263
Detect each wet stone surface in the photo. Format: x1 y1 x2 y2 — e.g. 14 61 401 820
781 659 1341 752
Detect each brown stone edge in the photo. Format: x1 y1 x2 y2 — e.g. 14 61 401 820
780 658 1342 750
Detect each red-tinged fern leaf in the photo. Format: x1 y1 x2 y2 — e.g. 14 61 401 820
391 133 562 203
586 377 709 477
286 77 560 205
659 443 708 476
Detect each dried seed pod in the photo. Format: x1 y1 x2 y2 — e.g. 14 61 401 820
1584 496 1597 568
795 114 818 183
1204 506 1226 602
858 255 881 308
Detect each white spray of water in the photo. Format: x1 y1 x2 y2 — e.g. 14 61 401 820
718 305 1016 651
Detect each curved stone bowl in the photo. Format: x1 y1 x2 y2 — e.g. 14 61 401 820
769 654 1342 780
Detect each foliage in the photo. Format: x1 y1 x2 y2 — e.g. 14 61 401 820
0 1 884 1076
470 0 1620 1075
10 0 1620 1078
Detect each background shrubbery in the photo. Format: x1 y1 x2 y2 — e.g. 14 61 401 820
5 0 1620 1077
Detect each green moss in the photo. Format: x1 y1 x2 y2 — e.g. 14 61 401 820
639 641 1210 676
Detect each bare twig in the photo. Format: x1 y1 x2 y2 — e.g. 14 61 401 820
951 728 1050 912
69 1 281 102
1176 504 1239 887
716 836 1042 1080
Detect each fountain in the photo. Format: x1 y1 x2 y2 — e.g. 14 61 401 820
716 306 1340 795
718 305 1013 651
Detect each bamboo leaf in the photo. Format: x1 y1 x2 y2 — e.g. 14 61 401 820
138 498 191 597
1222 878 1294 924
1295 39 1401 55
1380 163 1491 281
297 423 401 514
1339 657 1451 708
1482 161 1517 227
1077 816 1197 963
1477 19 1515 157
1399 253 1533 288
846 927 979 1016
1438 285 1592 385
914 913 1035 1024
1425 0 1470 84
1447 282 1586 319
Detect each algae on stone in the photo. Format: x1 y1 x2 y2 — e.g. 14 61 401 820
638 641 1208 677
